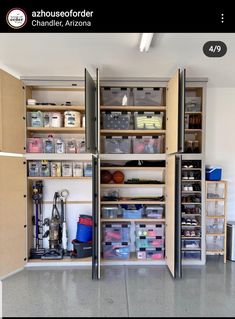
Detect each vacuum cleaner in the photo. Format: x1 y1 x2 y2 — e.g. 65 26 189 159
41 189 69 260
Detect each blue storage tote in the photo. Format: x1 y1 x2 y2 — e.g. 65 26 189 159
76 223 92 243
206 166 222 181
121 204 143 219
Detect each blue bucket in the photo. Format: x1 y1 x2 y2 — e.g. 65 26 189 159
76 223 92 243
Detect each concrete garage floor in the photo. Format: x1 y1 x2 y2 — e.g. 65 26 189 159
2 257 235 317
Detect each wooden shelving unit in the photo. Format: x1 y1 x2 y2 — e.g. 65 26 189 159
100 129 166 135
206 180 227 263
27 127 85 133
101 218 165 222
28 176 92 180
26 105 85 111
100 166 165 171
100 105 166 111
101 183 165 188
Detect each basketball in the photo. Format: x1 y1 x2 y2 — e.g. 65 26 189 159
112 170 125 184
101 170 112 183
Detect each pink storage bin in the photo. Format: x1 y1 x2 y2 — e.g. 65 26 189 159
27 138 43 153
133 136 164 154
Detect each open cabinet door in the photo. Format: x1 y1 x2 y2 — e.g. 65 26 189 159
0 69 25 154
0 156 27 278
166 69 185 154
92 155 100 279
166 155 182 278
85 69 98 153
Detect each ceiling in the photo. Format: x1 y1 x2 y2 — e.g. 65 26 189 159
0 33 234 87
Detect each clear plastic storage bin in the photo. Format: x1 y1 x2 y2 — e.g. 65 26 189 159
135 237 164 249
101 205 122 219
101 87 131 106
27 138 43 153
206 218 224 234
28 161 40 177
134 112 163 130
182 251 201 260
102 242 130 259
103 137 132 154
133 136 164 154
143 205 164 219
206 235 224 251
136 248 164 260
185 97 201 112
133 88 163 106
135 223 164 237
102 223 130 242
102 112 131 130
28 111 43 127
182 239 201 248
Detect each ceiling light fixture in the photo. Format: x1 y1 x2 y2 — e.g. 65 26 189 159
139 33 154 52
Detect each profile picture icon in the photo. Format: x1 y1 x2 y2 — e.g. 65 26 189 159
6 8 27 29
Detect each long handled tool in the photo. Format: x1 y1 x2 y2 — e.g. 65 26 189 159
60 189 69 254
30 181 45 259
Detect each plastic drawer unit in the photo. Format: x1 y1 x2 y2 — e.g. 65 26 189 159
133 136 164 154
135 237 164 249
182 239 201 249
134 112 163 130
133 88 163 106
143 205 164 219
135 223 165 237
121 204 143 219
103 136 132 154
185 97 201 112
101 87 131 106
102 242 130 259
206 219 224 234
102 112 131 130
101 205 122 219
102 223 131 242
182 251 201 260
206 235 224 251
136 247 164 260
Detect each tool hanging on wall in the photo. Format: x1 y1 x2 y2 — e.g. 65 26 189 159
41 191 63 260
30 180 45 259
60 189 69 255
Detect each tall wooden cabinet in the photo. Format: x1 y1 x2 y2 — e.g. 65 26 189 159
0 68 207 280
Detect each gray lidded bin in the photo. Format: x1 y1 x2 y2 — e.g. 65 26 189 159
227 221 235 261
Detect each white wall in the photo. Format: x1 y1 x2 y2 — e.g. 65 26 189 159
206 88 235 221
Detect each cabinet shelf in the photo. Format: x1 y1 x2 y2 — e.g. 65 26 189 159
181 248 201 251
181 225 201 228
206 216 225 219
101 201 165 205
100 129 166 135
185 129 202 132
182 202 201 205
27 176 92 180
182 180 201 182
185 112 202 114
181 236 201 239
26 105 85 111
100 166 165 171
206 233 225 236
101 218 165 222
206 198 225 202
182 191 201 194
100 106 166 111
206 250 224 254
182 169 201 171
101 183 165 188
27 127 85 133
